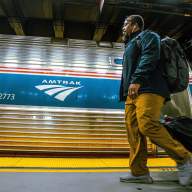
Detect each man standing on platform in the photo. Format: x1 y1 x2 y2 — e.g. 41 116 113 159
119 14 192 186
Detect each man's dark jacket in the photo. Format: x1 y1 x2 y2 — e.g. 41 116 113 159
119 30 170 101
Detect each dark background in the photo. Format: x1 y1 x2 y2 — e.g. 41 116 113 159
0 0 191 61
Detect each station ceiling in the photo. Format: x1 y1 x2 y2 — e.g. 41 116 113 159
0 0 191 59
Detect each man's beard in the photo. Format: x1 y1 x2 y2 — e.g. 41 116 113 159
122 32 128 43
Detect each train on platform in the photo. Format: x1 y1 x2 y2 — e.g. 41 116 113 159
0 34 191 156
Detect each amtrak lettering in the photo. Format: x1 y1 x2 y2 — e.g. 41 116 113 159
34 79 83 102
42 79 81 86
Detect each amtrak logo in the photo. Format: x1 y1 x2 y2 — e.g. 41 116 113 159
35 84 83 102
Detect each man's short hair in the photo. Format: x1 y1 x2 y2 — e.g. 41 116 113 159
127 15 144 31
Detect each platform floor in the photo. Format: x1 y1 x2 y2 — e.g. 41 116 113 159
0 172 191 192
0 157 191 192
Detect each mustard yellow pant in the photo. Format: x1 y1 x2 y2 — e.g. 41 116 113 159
125 93 191 176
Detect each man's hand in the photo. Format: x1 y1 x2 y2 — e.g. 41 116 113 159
128 83 141 99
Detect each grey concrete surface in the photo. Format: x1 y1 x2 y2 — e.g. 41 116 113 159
0 172 191 192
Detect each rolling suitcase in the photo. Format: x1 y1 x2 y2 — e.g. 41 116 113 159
163 116 192 152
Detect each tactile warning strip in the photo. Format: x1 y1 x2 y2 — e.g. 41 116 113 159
0 157 176 172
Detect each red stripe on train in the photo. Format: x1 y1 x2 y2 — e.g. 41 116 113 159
0 68 121 79
0 66 120 76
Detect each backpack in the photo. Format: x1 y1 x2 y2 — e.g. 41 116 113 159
162 116 192 152
136 31 189 94
160 37 189 93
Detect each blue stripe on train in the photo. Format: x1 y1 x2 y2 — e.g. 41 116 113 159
0 73 124 109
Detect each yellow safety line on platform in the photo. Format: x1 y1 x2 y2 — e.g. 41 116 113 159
0 157 176 173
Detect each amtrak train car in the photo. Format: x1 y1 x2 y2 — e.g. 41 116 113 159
0 34 130 156
0 34 191 156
